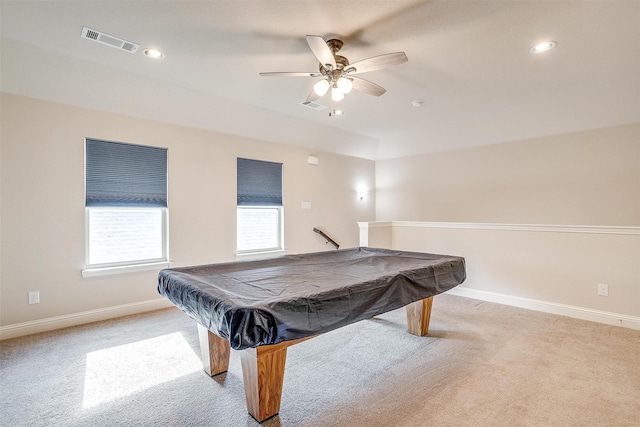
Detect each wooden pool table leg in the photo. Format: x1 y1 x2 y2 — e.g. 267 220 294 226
240 344 288 422
405 296 434 336
197 324 230 376
239 337 313 423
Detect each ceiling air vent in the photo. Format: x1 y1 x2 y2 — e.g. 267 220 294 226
81 26 139 53
300 101 327 111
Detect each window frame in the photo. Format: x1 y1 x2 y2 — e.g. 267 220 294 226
83 137 170 277
236 157 284 257
236 205 284 255
83 206 170 277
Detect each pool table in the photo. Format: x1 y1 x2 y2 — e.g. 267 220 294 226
158 247 466 422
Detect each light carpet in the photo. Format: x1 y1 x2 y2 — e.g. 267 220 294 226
1 294 639 426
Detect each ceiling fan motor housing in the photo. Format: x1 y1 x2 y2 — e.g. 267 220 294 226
319 39 351 80
320 55 350 77
326 39 344 53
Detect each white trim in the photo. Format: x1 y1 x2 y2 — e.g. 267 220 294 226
235 250 287 261
0 298 174 341
82 261 172 278
357 222 369 246
358 221 393 229
84 206 170 271
387 221 640 235
236 205 284 253
446 287 640 330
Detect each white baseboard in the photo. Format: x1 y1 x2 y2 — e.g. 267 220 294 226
446 287 640 330
3 290 637 341
0 298 174 341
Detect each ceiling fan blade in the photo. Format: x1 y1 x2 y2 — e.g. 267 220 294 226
306 35 336 69
306 91 321 103
351 76 386 96
259 72 322 77
345 52 408 75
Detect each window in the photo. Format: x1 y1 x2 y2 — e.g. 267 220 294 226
84 138 168 274
237 158 283 253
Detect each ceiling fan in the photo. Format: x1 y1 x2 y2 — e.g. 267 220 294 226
260 35 408 103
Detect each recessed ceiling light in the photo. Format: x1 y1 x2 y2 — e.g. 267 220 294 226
143 48 165 59
411 100 424 107
529 41 557 54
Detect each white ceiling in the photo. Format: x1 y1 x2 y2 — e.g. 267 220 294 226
1 1 639 160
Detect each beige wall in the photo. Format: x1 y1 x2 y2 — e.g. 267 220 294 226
371 124 640 324
399 224 639 318
2 92 637 333
0 93 375 327
376 123 640 226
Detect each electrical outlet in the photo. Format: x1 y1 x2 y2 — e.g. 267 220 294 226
597 284 609 297
28 291 40 304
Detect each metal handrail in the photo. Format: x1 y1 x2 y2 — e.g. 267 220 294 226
313 227 339 249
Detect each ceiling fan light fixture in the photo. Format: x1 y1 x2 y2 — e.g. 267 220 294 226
331 86 345 102
313 79 330 96
337 77 353 94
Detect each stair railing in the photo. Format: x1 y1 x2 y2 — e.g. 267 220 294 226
313 227 339 249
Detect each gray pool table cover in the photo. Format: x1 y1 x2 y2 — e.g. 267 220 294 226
158 247 466 350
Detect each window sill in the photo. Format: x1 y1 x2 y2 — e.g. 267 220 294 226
82 261 172 278
235 250 287 261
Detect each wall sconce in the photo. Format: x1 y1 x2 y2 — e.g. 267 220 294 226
357 188 369 200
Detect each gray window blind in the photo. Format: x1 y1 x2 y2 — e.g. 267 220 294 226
237 158 282 206
85 138 167 207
